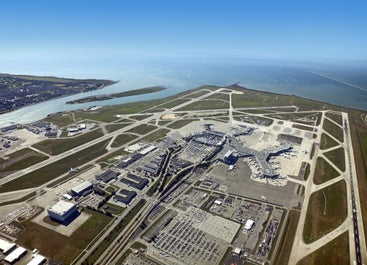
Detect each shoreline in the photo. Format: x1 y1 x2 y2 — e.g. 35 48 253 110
0 74 118 115
0 83 366 130
66 86 167 104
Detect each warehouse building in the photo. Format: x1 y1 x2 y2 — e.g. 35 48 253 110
120 173 149 190
113 189 137 205
70 181 93 197
47 200 78 223
117 153 143 168
96 170 120 183
0 238 16 255
4 246 27 264
26 254 46 265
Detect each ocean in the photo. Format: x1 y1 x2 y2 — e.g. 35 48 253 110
0 56 366 128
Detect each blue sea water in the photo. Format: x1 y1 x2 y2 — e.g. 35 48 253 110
0 56 366 128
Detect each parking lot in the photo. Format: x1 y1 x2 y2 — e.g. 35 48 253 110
146 207 239 265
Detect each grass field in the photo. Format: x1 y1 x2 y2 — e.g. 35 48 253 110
303 180 347 243
182 89 211 99
0 148 48 173
67 86 166 104
116 249 133 265
304 163 311 181
166 119 198 129
82 199 146 265
292 124 314 132
325 112 343 126
232 89 293 108
111 134 139 148
177 99 229 111
323 118 344 143
324 147 346 172
72 99 168 123
158 120 173 126
105 123 133 133
0 139 110 192
273 210 300 265
156 98 192 109
357 130 367 242
33 129 104 155
319 133 339 150
313 157 340 184
17 209 112 265
141 128 171 143
234 115 273 126
359 131 367 169
127 124 158 135
297 231 349 265
129 114 153 121
96 148 129 164
204 93 229 101
44 113 75 127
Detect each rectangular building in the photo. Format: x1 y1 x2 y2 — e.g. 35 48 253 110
71 181 92 196
27 254 46 265
113 189 137 205
0 238 16 255
96 170 120 183
47 200 78 223
5 246 27 264
120 173 149 190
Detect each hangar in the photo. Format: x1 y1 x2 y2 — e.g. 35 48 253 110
71 180 93 196
47 200 78 223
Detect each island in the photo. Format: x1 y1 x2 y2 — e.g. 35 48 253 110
0 73 117 113
66 86 167 104
0 83 366 265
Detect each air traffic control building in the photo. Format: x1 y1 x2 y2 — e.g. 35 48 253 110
47 200 78 223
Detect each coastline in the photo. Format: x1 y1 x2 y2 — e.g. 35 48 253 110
66 86 167 104
0 75 118 115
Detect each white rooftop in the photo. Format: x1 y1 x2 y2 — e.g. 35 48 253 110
214 200 222 205
139 145 156 155
71 180 92 194
63 194 72 200
233 247 242 255
27 254 46 265
5 246 26 263
244 219 255 230
49 200 75 215
0 238 15 253
125 142 147 153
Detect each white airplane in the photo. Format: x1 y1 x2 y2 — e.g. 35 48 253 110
261 196 267 201
69 167 79 173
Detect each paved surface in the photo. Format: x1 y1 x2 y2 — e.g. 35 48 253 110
1 87 366 265
289 112 367 265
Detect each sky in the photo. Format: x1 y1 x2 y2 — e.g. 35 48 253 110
0 0 366 62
